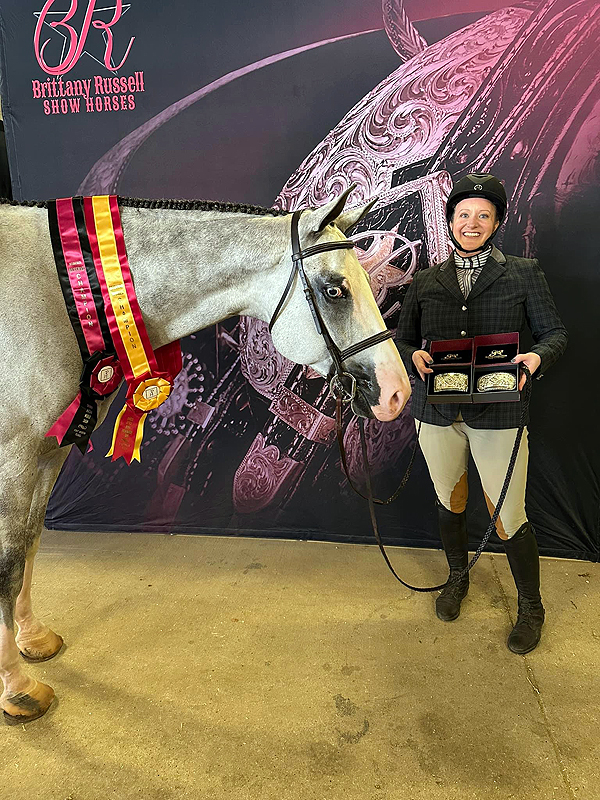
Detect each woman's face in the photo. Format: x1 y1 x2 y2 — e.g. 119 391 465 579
451 197 499 253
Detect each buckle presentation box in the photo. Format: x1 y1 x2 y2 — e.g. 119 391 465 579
472 332 520 403
426 338 473 404
427 333 521 405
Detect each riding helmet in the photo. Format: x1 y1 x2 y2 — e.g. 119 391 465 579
446 173 508 224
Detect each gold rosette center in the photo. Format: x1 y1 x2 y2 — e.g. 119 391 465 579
132 377 172 411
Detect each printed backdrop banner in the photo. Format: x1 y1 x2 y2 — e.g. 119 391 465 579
0 0 598 561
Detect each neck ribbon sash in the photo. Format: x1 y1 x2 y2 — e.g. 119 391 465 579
47 195 182 464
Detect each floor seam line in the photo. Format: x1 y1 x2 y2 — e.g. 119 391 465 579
490 554 577 800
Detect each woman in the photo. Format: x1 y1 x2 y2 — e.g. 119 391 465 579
395 173 567 654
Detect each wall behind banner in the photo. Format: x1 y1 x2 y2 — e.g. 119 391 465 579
1 0 598 560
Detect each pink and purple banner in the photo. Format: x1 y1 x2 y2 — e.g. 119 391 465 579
0 0 597 559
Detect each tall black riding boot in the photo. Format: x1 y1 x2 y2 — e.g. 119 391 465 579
503 522 545 654
435 502 469 622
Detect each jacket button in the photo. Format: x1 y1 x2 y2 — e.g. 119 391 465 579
460 330 467 337
462 305 467 311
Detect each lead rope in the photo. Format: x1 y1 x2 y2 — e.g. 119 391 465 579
335 398 420 506
336 365 532 592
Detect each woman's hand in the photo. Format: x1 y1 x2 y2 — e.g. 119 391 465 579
513 352 542 391
412 349 433 381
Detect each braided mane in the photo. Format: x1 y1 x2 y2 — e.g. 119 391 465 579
0 195 288 216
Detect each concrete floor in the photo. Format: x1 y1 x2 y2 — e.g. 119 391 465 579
2 531 599 800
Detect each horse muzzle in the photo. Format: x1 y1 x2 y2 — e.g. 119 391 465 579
330 366 409 422
352 366 410 422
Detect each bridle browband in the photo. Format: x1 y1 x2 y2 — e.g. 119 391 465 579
269 209 394 403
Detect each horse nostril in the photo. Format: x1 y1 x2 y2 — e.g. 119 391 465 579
390 388 408 415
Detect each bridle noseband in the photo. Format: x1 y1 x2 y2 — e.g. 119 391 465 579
269 209 394 403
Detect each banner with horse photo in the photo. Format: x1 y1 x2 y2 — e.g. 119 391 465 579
0 0 597 560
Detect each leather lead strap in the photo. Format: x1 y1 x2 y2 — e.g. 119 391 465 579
336 367 533 592
336 395 420 507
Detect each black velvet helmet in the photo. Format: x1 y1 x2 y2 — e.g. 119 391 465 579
446 173 508 224
446 173 507 254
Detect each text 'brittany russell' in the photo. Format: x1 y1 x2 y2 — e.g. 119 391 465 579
31 71 145 115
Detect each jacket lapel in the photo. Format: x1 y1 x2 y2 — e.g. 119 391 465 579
465 247 507 301
435 254 464 304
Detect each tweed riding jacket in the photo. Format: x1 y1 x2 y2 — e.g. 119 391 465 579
394 246 568 428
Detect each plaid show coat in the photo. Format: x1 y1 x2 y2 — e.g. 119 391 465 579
394 246 568 428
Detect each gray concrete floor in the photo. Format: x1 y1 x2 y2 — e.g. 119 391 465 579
2 530 599 800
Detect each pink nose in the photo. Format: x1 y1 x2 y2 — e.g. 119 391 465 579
388 387 409 418
391 388 406 414
372 385 410 422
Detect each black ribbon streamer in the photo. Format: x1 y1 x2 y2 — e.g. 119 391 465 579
48 198 117 452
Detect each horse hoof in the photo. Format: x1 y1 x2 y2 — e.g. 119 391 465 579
2 681 55 723
17 629 64 662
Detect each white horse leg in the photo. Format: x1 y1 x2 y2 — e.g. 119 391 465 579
15 548 63 660
0 625 54 722
15 450 69 662
0 452 56 721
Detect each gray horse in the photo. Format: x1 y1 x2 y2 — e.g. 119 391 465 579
0 187 410 722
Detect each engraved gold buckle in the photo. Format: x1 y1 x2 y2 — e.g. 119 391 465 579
433 372 469 393
477 372 517 392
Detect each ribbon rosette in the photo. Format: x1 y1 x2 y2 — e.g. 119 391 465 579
132 376 172 411
88 354 123 396
108 374 173 464
45 198 124 452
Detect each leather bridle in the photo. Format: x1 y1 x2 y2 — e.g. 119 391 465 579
269 209 394 404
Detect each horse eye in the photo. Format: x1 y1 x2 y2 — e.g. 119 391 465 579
325 286 344 299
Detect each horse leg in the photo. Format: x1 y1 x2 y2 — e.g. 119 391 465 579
14 449 70 662
0 456 56 721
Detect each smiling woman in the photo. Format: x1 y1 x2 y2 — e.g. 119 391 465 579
395 172 568 655
452 198 498 251
446 173 506 255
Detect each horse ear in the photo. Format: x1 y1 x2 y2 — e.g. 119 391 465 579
307 184 357 233
305 187 377 234
335 196 378 233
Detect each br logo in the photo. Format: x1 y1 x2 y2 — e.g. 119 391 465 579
97 366 115 383
34 0 135 76
142 385 160 401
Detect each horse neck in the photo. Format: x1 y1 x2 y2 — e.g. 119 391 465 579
120 206 287 348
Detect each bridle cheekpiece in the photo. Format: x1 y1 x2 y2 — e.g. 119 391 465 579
268 209 394 404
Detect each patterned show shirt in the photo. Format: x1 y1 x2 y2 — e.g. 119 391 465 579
454 244 492 298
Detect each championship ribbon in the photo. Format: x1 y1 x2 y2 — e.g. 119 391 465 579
83 195 182 464
46 197 123 453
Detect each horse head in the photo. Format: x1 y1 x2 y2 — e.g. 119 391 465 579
268 187 411 421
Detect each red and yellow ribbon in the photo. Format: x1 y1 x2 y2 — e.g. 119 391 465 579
45 197 123 453
84 195 181 463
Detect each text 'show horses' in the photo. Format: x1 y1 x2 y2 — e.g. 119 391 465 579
0 186 410 722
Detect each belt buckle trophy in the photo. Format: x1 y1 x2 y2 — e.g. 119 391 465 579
433 372 469 393
476 372 517 393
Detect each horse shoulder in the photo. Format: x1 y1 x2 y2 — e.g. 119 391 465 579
0 204 83 442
